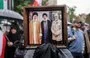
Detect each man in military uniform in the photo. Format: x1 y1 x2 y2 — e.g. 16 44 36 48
51 13 62 44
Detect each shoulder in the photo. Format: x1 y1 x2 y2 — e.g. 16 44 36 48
47 20 51 22
87 30 90 33
41 21 44 23
78 29 84 34
52 21 55 23
80 29 83 32
30 20 33 23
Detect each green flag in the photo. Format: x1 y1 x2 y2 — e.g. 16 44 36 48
0 0 3 9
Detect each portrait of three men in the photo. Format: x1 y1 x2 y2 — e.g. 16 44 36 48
29 11 62 45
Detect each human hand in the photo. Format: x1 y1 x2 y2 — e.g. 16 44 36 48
7 42 13 47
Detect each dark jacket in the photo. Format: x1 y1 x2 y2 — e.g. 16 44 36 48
87 30 90 40
33 43 58 58
41 20 52 43
6 31 20 58
33 43 73 58
7 32 20 43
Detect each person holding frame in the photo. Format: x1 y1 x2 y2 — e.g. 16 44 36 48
29 12 42 45
41 13 52 43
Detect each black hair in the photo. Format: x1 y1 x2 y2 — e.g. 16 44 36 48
79 22 84 26
10 26 17 30
0 27 2 30
32 12 38 17
73 21 81 24
10 22 20 33
42 13 48 17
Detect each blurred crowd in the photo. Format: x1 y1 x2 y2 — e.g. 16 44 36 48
67 21 90 58
0 22 24 58
0 19 90 58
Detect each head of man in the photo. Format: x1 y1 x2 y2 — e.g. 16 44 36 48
42 13 48 20
54 13 59 21
84 23 90 30
10 27 17 34
32 12 38 20
73 21 82 29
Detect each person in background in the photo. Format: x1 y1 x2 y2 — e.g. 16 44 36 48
67 22 73 41
83 24 90 58
67 22 77 48
77 22 90 58
6 26 20 58
29 12 42 44
0 27 6 58
41 13 52 43
68 21 85 58
87 24 90 39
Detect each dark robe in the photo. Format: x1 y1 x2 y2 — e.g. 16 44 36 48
41 20 52 43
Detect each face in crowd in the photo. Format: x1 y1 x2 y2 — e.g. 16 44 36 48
73 22 81 28
32 12 38 20
54 14 59 21
11 28 17 34
42 13 48 20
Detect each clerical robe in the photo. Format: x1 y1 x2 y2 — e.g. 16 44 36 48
29 20 42 44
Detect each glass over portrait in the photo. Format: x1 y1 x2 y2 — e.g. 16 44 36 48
23 6 67 48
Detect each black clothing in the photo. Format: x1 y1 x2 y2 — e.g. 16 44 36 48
7 32 20 43
41 20 52 43
33 43 58 58
87 30 90 40
5 32 20 58
33 43 71 58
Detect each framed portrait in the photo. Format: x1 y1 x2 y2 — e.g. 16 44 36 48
23 5 67 48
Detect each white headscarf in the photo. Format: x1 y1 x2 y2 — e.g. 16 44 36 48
0 30 3 56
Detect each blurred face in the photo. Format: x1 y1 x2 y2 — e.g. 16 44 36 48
43 15 47 20
84 25 88 30
54 14 58 20
74 23 81 28
89 25 90 29
33 15 38 20
11 28 17 34
87 25 90 30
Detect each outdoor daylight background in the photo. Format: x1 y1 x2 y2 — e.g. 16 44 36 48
57 0 90 15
